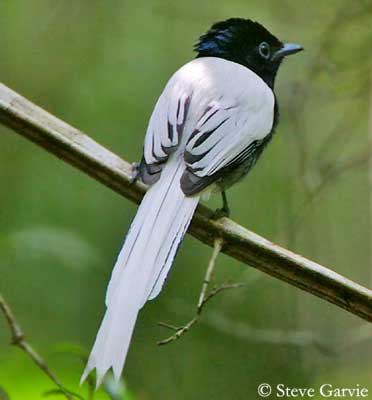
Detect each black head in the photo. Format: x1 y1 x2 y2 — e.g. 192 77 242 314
194 18 303 88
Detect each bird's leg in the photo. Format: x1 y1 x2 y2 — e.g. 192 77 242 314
221 191 230 216
212 191 230 219
129 162 140 185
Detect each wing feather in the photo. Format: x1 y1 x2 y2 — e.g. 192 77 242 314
140 87 191 184
181 94 274 194
184 103 261 175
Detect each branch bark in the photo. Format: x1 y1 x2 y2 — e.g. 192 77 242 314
0 83 371 322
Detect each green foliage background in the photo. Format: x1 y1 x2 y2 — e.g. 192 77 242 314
0 1 371 399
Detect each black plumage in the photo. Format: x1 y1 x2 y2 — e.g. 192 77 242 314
195 18 284 89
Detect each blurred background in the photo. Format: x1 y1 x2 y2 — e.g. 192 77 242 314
0 1 371 399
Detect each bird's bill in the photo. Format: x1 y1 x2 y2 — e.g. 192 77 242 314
272 43 303 61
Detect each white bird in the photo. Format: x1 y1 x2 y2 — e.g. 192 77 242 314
81 18 303 387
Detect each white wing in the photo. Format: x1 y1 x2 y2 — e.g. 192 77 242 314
141 57 275 193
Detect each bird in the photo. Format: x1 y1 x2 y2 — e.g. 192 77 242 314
81 17 303 387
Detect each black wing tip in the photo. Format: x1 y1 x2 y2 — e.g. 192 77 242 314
181 169 213 196
139 159 162 185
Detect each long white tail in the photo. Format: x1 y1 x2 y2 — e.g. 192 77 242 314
81 156 199 386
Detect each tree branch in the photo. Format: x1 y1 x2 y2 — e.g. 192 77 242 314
0 83 371 322
0 293 82 400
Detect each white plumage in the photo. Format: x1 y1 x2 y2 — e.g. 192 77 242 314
81 57 275 386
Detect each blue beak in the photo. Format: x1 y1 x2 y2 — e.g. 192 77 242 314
272 43 303 61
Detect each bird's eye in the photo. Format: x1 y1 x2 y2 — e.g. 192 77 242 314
258 42 271 59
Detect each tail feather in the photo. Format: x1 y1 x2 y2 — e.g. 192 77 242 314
81 156 199 385
147 199 195 301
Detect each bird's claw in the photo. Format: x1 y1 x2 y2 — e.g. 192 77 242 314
129 162 140 185
212 207 230 220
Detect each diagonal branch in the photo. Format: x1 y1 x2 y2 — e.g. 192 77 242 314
0 82 371 322
0 294 82 400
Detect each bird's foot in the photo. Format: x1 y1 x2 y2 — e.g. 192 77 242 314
129 162 140 185
212 206 230 220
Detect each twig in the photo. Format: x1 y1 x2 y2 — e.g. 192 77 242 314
0 83 371 322
0 293 82 400
197 238 224 309
157 238 222 344
158 239 243 345
157 282 244 345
